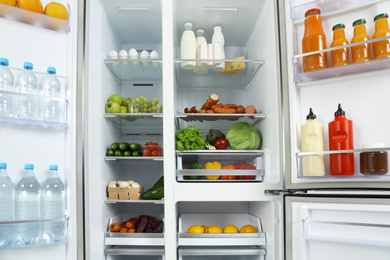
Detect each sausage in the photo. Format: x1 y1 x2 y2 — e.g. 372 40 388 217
198 109 206 113
184 107 189 113
237 105 245 113
206 109 215 113
216 103 224 108
213 107 237 114
201 93 219 110
245 105 257 114
223 104 237 109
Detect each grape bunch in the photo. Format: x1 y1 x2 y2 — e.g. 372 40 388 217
128 96 163 113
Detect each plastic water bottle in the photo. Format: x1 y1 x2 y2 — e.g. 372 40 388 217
15 164 41 245
212 26 226 71
40 67 61 123
41 165 65 243
180 22 197 70
0 58 14 118
17 62 38 120
0 163 15 248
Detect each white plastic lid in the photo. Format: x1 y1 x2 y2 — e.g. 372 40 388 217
362 143 385 149
184 22 193 30
197 29 204 35
214 26 222 31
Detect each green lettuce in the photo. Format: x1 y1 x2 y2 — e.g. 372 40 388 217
175 126 206 151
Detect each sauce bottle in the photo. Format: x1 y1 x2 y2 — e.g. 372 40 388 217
351 19 370 63
301 108 325 176
360 143 388 175
302 8 328 72
331 23 349 67
180 22 196 70
372 13 390 60
328 104 354 176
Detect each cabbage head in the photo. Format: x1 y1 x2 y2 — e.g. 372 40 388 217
226 122 261 150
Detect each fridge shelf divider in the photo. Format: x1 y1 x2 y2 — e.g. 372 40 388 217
104 232 165 246
0 116 69 130
178 246 266 256
0 216 69 225
0 2 70 33
105 245 165 256
104 59 162 83
296 146 390 156
104 198 164 204
105 156 163 161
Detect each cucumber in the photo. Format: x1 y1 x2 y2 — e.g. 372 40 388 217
152 176 164 188
141 186 164 200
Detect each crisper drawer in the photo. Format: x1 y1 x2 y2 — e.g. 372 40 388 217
176 151 264 182
178 213 266 246
105 213 164 246
178 246 266 260
105 246 164 260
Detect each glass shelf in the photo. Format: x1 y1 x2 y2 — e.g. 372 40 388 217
290 0 384 23
104 198 164 204
105 156 163 161
103 113 163 135
104 59 162 83
293 36 390 83
105 245 165 256
175 59 265 88
0 2 70 32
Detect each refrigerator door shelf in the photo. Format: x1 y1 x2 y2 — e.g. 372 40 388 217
293 36 390 83
174 59 265 89
0 2 70 33
178 213 265 246
104 59 162 83
105 245 164 256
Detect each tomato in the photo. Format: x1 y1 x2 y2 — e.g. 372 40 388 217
128 217 138 227
143 149 151 156
151 150 159 156
148 143 159 151
213 137 229 150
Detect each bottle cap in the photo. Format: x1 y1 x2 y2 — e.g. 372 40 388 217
49 165 58 170
197 29 204 36
47 67 56 74
0 163 7 168
334 103 345 116
306 107 317 120
23 62 33 70
362 143 385 149
353 19 366 27
214 26 222 31
332 23 345 31
24 164 34 169
0 58 9 66
184 22 193 30
374 13 388 22
305 8 321 17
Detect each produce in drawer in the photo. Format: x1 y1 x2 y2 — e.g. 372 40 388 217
204 161 221 180
110 215 163 233
226 122 261 150
183 163 203 180
186 224 256 233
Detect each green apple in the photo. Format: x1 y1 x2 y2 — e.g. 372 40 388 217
105 100 121 113
120 106 128 113
122 98 132 107
108 94 122 106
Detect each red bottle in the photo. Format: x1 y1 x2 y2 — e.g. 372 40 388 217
328 104 354 175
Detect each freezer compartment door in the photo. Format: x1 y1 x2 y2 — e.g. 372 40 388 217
285 196 390 260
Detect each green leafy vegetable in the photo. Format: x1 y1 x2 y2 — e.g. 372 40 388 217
206 129 225 144
175 126 206 151
226 122 261 150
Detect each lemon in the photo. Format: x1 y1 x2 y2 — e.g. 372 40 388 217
205 225 223 233
0 0 16 6
201 225 208 231
0 0 16 13
186 225 204 233
223 224 239 233
17 0 43 13
240 224 257 233
44 1 68 21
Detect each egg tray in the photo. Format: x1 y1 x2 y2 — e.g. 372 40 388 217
107 186 144 200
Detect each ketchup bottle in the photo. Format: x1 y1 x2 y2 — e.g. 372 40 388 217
328 104 354 175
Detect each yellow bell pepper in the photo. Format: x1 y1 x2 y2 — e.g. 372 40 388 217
204 161 221 180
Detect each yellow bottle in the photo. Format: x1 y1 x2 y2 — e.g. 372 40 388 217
301 108 325 176
351 19 370 63
331 23 349 67
372 13 390 60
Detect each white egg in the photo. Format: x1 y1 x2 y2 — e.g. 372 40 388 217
150 50 159 66
108 50 118 59
128 48 139 65
119 49 129 65
140 50 150 67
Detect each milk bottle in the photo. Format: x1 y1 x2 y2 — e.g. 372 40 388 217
194 29 208 74
212 26 225 71
180 22 196 70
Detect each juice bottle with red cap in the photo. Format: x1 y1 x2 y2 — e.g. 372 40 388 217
331 23 349 67
351 19 370 63
302 8 328 72
372 13 390 60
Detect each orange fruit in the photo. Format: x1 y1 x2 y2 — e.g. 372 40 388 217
17 0 43 13
223 224 239 233
186 225 204 233
201 225 208 231
127 228 136 233
240 224 257 233
125 222 135 229
205 225 223 233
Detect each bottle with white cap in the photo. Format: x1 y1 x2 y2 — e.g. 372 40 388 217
180 22 196 70
212 26 225 71
194 29 208 74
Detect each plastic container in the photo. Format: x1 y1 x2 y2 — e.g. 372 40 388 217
360 143 388 175
0 58 14 119
0 163 15 248
142 143 163 157
212 26 226 71
40 67 61 123
15 164 41 245
301 108 325 176
41 165 66 243
331 24 349 67
17 62 38 120
372 13 390 60
351 19 370 63
302 8 328 72
328 104 354 176
194 29 208 74
180 22 196 70
207 43 214 68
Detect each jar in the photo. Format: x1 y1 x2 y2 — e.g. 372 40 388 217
360 143 388 175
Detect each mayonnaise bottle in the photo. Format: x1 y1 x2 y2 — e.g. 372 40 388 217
180 22 196 70
301 108 325 176
212 26 225 71
194 29 208 74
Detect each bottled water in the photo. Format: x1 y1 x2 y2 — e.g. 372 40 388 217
0 58 14 118
0 163 15 248
15 164 41 245
41 165 65 243
40 67 61 123
17 62 38 120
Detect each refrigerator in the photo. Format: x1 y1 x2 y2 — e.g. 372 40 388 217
2 0 390 259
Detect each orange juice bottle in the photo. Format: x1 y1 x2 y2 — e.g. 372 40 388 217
351 19 370 63
372 13 390 60
302 8 328 72
331 23 349 67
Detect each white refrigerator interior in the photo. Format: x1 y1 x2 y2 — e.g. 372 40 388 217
0 0 79 259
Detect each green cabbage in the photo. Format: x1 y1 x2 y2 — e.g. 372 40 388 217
226 122 261 150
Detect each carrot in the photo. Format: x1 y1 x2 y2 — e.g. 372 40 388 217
245 105 257 114
110 223 121 232
213 107 237 114
223 104 237 109
201 93 219 110
237 105 245 113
